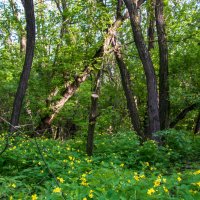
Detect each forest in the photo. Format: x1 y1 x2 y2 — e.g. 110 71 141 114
0 0 200 199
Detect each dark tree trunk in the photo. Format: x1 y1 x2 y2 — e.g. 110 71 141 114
148 0 155 51
155 0 170 130
170 103 199 128
112 37 143 140
10 0 35 132
123 0 160 138
194 112 200 134
86 70 103 156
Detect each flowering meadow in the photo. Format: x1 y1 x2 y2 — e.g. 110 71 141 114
0 130 200 199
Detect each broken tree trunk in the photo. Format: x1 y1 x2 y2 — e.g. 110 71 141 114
86 69 103 156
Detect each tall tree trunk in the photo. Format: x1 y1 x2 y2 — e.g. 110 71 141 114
155 0 170 130
10 0 35 132
148 0 155 51
112 37 143 140
86 70 103 156
123 0 160 138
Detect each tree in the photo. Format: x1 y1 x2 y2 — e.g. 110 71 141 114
10 0 35 132
123 0 160 139
155 0 170 130
86 69 103 156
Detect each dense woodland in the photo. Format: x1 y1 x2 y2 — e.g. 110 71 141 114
0 0 200 199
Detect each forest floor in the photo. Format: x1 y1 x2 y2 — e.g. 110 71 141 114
0 130 200 199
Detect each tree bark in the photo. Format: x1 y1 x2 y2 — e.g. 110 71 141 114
155 0 170 130
148 0 155 51
10 0 35 132
123 0 160 138
36 14 128 133
112 37 143 140
86 70 103 156
170 103 199 128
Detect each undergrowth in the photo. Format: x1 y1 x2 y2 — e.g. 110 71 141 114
0 129 200 199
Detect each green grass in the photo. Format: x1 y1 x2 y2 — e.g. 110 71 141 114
0 130 200 199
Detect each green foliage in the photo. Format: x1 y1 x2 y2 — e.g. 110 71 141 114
1 130 200 199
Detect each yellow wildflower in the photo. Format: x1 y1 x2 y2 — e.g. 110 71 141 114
81 181 88 186
68 156 74 161
163 186 169 193
53 187 61 193
128 179 131 183
134 175 140 181
140 174 145 179
57 177 65 183
147 188 155 195
192 182 200 187
193 170 200 175
120 163 124 167
83 198 87 200
163 178 167 183
177 177 182 182
196 182 200 187
31 194 38 200
11 183 16 188
154 178 161 187
89 190 94 198
9 196 13 200
189 190 197 194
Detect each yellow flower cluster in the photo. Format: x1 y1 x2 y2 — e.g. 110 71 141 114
189 189 198 194
154 178 161 187
9 183 16 188
69 156 75 161
163 186 169 193
53 187 61 193
177 177 182 182
80 174 89 186
89 190 94 198
147 188 155 195
31 194 37 200
192 182 200 187
57 177 65 183
133 172 145 181
193 169 200 175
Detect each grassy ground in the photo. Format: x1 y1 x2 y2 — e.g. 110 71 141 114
0 130 200 199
